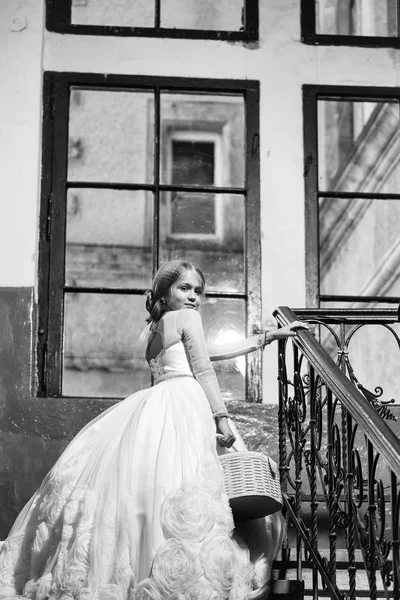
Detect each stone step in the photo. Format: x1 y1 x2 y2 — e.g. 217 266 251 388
270 580 305 599
271 565 388 597
270 543 396 597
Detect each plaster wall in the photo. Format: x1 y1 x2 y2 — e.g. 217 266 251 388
0 0 44 288
2 0 400 308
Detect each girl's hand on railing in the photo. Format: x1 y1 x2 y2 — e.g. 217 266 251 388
274 321 309 339
262 321 310 345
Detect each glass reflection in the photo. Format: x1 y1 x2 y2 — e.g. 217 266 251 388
316 0 397 37
71 0 154 27
68 88 154 184
201 297 246 403
318 100 400 193
63 293 150 398
159 193 245 292
161 0 244 30
160 93 245 187
319 197 400 296
65 189 153 289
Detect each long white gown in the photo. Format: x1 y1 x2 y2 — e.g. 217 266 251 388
0 309 284 600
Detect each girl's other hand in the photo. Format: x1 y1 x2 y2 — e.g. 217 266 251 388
270 321 309 341
280 320 309 337
216 417 236 448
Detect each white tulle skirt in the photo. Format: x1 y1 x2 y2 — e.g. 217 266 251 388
0 377 283 600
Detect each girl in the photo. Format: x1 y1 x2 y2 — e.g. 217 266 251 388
0 260 307 600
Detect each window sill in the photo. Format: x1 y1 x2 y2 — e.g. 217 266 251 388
8 395 121 440
302 33 400 49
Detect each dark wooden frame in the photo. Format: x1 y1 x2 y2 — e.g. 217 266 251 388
46 0 259 42
301 0 400 48
38 72 261 401
303 84 400 307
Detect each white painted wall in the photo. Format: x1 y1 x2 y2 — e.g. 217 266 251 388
3 0 400 301
2 0 400 398
0 0 44 287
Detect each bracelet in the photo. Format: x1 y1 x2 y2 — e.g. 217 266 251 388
264 331 272 346
213 412 230 420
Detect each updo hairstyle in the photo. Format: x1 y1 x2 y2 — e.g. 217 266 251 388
145 260 205 325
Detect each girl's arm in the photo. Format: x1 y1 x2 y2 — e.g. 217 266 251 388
176 309 229 419
208 321 309 361
176 310 235 448
208 334 267 362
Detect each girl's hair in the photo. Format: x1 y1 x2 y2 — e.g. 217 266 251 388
145 260 205 324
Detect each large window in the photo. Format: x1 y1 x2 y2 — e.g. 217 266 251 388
38 73 261 402
304 85 400 308
302 0 400 47
46 0 259 41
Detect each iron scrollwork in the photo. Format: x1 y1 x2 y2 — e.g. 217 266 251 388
278 325 400 600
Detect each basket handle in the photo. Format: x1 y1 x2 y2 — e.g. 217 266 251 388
217 437 277 479
267 457 277 479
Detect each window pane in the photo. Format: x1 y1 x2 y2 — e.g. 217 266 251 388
159 193 245 292
68 88 154 184
71 0 154 27
201 298 246 403
65 189 153 289
319 197 400 296
63 293 150 398
318 100 400 193
172 140 215 186
161 0 244 30
170 192 216 235
316 0 398 37
160 93 245 187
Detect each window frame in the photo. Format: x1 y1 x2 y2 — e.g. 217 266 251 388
38 72 261 401
301 0 400 48
166 130 222 240
46 0 259 42
303 83 400 308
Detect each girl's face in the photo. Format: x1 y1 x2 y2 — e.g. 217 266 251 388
165 269 204 312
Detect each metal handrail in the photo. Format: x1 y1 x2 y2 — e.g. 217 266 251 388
289 306 399 324
274 305 400 478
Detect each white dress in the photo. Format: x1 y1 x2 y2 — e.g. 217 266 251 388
0 310 283 600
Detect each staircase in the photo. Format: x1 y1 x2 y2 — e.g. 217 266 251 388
270 548 376 599
266 306 400 600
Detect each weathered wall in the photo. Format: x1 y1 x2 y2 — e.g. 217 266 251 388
0 289 117 537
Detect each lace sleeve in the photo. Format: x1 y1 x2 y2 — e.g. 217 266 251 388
176 310 228 419
207 335 265 362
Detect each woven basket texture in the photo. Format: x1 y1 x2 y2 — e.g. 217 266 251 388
220 451 283 520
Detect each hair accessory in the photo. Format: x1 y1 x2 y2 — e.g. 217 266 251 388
138 322 153 343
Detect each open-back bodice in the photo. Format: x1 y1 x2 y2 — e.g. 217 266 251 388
145 309 265 418
147 340 193 383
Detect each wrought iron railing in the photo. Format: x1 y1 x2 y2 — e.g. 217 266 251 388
273 306 400 600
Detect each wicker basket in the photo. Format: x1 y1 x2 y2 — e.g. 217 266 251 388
219 451 283 521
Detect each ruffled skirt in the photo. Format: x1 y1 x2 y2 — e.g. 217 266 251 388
0 377 283 600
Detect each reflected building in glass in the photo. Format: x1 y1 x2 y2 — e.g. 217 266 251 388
64 88 248 401
317 97 400 405
71 0 245 31
318 99 400 302
316 0 398 37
